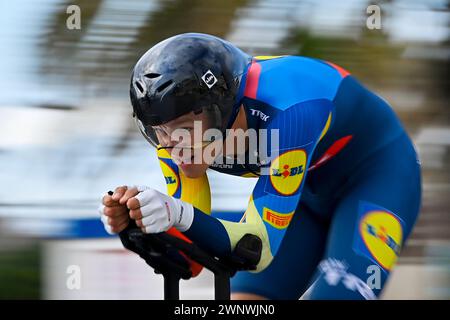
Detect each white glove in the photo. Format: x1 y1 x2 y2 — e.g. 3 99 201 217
132 187 194 234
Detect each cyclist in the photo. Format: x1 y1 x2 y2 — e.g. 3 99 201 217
99 33 422 299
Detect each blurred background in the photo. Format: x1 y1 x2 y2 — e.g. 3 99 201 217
0 0 448 299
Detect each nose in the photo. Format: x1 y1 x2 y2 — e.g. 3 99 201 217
157 130 179 149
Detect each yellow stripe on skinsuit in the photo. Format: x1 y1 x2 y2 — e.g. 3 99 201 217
319 111 332 142
179 173 211 215
254 55 287 60
241 172 259 178
156 147 211 215
219 196 273 273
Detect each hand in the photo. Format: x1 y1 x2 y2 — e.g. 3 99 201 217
128 187 194 234
99 186 138 234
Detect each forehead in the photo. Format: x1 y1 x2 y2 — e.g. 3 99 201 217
160 111 206 127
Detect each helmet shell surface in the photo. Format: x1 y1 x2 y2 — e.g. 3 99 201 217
130 33 251 135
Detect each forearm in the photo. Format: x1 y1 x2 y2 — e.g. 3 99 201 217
182 207 232 257
182 205 273 272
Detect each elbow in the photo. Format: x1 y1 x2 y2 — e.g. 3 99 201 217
250 242 274 273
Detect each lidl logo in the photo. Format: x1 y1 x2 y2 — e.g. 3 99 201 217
354 202 404 271
363 222 401 255
159 160 180 197
272 164 304 178
263 207 295 229
269 149 307 196
165 176 176 185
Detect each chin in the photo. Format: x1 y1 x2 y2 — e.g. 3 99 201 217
179 164 207 178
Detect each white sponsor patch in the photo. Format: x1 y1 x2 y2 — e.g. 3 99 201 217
201 70 218 88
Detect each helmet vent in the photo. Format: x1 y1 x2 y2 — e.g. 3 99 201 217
144 73 161 79
156 80 173 93
135 81 145 93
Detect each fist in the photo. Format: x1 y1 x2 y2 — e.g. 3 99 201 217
99 186 139 234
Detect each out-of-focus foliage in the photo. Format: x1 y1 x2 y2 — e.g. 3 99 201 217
0 245 41 299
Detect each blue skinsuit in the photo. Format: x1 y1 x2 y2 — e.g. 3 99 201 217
157 56 422 299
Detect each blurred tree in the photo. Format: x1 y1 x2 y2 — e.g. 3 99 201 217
0 245 41 299
131 0 252 63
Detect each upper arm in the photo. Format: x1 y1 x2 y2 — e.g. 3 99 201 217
219 98 333 271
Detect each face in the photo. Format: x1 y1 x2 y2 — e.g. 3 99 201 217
152 111 222 178
151 105 248 178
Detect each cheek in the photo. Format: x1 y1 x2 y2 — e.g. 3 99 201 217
170 148 193 163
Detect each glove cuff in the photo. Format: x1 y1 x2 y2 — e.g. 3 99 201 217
173 199 194 232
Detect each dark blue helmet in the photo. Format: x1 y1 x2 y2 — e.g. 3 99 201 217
130 33 251 147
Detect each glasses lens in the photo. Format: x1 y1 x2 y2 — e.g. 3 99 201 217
134 104 224 150
135 117 159 148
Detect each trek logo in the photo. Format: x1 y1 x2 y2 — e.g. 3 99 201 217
201 70 217 89
364 223 401 255
263 207 294 229
250 109 270 122
272 164 304 178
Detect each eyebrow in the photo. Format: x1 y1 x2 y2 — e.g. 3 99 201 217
168 117 195 127
166 123 193 130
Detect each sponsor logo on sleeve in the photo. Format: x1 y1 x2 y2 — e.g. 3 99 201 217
353 201 404 272
268 149 307 196
159 160 180 197
250 108 270 121
263 207 295 229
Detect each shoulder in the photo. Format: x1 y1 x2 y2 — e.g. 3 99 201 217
244 55 349 110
